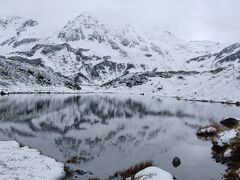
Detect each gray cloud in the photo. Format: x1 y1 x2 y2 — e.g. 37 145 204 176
0 0 239 43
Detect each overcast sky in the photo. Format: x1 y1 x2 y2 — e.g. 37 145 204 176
0 0 239 43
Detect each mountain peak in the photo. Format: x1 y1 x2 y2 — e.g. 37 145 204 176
74 12 99 26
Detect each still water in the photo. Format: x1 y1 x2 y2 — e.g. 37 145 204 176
0 94 239 179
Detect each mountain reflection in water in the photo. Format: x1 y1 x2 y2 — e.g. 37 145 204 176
0 94 239 180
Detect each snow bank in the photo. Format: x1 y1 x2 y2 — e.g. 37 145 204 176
215 129 237 147
0 141 65 180
135 166 175 180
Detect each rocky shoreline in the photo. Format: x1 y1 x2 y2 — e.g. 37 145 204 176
197 117 240 179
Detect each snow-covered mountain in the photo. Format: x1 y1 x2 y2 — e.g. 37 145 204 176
0 13 239 101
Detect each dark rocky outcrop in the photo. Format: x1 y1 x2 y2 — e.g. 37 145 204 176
8 56 42 66
0 56 81 90
215 43 240 60
220 118 240 128
13 38 39 48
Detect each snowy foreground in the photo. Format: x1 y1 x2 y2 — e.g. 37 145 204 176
0 140 175 180
0 141 65 180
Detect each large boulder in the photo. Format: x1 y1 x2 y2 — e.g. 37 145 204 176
220 118 240 128
197 125 218 136
135 166 175 180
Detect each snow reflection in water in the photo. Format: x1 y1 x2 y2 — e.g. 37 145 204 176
0 94 239 179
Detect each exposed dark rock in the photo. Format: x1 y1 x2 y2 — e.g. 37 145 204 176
172 157 181 168
16 19 38 35
108 39 120 50
236 102 240 107
8 56 42 66
217 50 240 64
215 43 240 60
15 43 90 59
177 75 184 80
0 91 7 96
90 60 126 80
58 27 85 41
13 38 39 48
0 56 80 90
0 55 6 59
220 118 240 128
64 81 81 90
121 38 130 46
208 67 224 74
1 37 16 46
64 166 93 180
145 54 152 57
188 53 212 62
74 72 91 84
102 56 111 61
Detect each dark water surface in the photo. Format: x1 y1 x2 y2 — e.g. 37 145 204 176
0 94 239 180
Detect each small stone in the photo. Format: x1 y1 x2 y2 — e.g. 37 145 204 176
197 126 218 136
172 157 181 168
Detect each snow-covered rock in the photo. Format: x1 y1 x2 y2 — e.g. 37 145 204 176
223 148 233 158
0 141 65 180
215 129 237 147
197 126 218 136
135 166 175 180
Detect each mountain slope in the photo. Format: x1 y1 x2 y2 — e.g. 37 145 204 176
0 13 239 101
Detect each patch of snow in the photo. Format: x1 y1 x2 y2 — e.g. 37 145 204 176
216 129 237 147
198 126 217 134
135 166 174 180
224 148 233 158
0 141 65 180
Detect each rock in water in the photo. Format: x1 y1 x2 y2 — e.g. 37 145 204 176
196 125 218 136
0 91 7 96
172 157 181 168
220 118 239 128
236 101 240 107
135 166 175 180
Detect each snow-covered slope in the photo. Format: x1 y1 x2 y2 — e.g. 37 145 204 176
0 13 239 101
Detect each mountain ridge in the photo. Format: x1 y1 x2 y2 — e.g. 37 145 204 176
0 13 239 101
